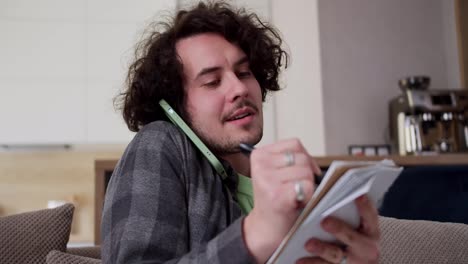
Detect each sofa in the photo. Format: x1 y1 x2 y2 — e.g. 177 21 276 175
0 204 100 264
1 203 468 264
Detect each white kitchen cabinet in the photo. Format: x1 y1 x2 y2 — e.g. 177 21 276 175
0 0 176 145
0 1 87 144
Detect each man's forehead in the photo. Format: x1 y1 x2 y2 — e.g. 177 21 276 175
175 33 248 76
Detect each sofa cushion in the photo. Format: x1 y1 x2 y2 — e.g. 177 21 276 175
380 216 468 264
67 246 101 260
0 203 74 264
47 250 101 264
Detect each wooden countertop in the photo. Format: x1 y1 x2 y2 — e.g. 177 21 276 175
95 154 468 171
313 154 468 167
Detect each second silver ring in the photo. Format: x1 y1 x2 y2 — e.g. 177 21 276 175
284 151 295 167
294 181 305 202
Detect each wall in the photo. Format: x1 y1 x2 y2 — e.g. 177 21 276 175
271 0 325 154
456 0 468 88
443 0 462 88
318 0 461 154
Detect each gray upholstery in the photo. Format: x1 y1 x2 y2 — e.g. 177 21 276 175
67 246 101 260
0 204 74 264
379 216 468 263
47 250 100 264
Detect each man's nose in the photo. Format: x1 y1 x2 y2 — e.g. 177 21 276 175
227 74 248 102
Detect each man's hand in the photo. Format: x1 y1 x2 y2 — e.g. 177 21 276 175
297 195 380 264
242 139 321 263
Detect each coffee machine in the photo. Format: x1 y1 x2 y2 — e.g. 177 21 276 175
389 76 468 155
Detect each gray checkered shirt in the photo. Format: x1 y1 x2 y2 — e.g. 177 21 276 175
101 121 255 263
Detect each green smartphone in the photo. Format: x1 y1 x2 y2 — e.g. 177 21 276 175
159 99 228 180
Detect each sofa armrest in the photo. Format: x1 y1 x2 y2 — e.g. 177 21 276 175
379 216 468 264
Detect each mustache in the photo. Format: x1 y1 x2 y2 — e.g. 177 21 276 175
223 100 259 121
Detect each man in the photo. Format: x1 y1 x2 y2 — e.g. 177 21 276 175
102 2 380 263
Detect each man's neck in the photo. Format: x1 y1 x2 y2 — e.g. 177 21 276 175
220 152 251 177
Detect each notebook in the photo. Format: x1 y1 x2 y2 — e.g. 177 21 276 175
267 159 403 264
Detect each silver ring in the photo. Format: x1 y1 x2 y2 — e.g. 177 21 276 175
294 181 305 202
340 255 347 264
284 151 295 167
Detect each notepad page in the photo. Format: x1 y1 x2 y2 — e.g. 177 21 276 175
305 167 377 225
312 160 381 200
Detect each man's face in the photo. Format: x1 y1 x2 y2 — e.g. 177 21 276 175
176 33 263 155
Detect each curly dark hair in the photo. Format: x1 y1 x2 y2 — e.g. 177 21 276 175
116 1 288 132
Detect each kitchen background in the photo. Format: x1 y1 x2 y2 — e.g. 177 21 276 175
0 0 466 244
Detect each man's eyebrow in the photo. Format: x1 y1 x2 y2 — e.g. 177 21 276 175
234 56 249 67
195 66 221 81
194 57 249 81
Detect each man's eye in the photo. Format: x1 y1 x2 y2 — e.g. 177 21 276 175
237 71 252 78
204 79 221 87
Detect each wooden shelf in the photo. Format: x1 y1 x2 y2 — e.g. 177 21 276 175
315 154 468 168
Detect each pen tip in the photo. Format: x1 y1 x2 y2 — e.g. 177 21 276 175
239 143 254 155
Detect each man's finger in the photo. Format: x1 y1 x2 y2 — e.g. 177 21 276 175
346 240 380 263
277 180 315 210
295 256 330 264
259 138 306 154
304 238 344 264
308 155 322 176
321 217 378 260
256 152 315 169
356 195 380 239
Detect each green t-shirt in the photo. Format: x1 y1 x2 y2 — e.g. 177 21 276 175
236 174 254 214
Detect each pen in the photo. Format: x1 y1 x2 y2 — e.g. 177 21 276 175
239 143 255 156
239 143 322 186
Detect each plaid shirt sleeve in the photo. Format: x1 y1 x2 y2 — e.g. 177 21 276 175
101 121 255 264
